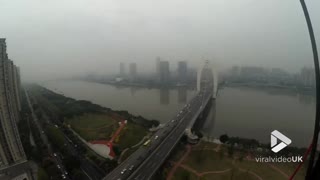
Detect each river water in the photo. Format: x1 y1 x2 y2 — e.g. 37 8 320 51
42 80 315 147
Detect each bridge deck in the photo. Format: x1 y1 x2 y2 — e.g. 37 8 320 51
104 65 214 180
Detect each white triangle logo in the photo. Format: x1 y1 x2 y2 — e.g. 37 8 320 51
271 130 292 153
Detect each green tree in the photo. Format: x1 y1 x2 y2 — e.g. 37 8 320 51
65 155 81 172
219 134 229 144
37 168 49 180
219 149 224 159
228 145 234 158
72 170 87 180
180 171 190 180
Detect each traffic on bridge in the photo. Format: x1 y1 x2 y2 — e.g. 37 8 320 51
104 63 214 180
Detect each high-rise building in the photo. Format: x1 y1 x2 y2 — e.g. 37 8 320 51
129 63 137 77
119 62 125 77
177 61 187 82
159 61 170 84
0 39 31 179
129 63 137 81
155 57 161 76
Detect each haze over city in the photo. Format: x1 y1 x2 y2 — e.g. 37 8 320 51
1 0 320 82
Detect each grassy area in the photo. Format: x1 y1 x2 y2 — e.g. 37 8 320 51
116 121 148 149
203 168 258 180
184 149 233 172
66 113 117 141
172 167 198 180
168 142 306 180
46 125 66 148
66 113 147 150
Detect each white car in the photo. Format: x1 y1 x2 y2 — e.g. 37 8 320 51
121 169 127 174
155 136 159 140
57 165 61 169
129 165 134 171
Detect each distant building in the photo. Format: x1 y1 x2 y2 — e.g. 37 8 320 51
0 38 33 179
300 67 315 87
231 66 240 77
159 61 170 84
119 62 125 77
240 66 268 82
177 61 187 83
155 57 161 76
129 63 137 80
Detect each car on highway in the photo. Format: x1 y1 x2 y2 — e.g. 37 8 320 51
155 135 159 140
129 165 134 171
121 169 127 174
143 139 151 146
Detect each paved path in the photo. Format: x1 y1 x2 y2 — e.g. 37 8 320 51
267 163 289 179
166 144 264 180
166 145 191 180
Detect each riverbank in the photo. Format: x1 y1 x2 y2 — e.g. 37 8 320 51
26 84 159 159
221 82 315 96
80 78 197 90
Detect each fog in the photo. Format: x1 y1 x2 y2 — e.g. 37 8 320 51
1 0 319 82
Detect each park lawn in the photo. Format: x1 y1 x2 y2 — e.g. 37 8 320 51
178 143 304 180
119 147 139 162
66 113 117 141
183 150 233 172
116 122 148 149
67 113 116 129
235 160 289 180
66 113 148 150
172 167 198 180
268 162 306 180
193 141 219 149
202 168 259 180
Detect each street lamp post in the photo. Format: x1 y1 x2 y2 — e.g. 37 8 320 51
299 0 320 179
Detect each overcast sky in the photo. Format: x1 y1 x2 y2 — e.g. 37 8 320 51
1 0 319 82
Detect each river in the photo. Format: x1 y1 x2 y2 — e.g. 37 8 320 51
42 80 315 147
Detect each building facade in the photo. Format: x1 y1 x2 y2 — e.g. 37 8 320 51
119 62 125 77
159 61 170 84
0 39 27 176
177 61 187 82
129 63 137 80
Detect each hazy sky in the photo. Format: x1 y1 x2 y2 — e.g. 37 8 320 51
1 0 319 82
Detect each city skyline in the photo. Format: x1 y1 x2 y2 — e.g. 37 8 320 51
1 0 319 82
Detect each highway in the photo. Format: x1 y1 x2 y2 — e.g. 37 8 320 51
25 90 71 180
26 89 105 180
104 66 214 180
128 89 212 180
